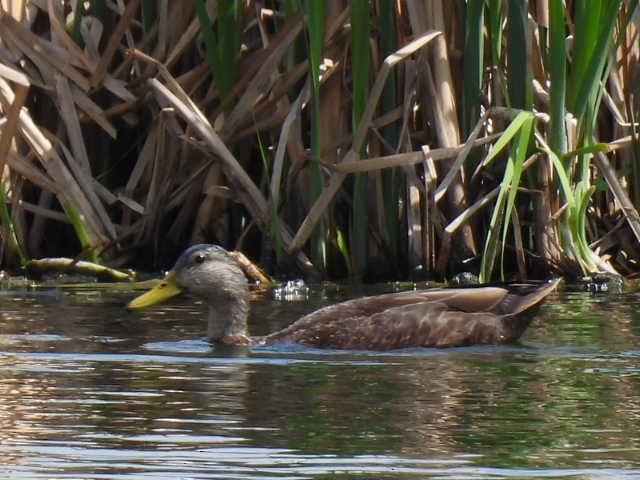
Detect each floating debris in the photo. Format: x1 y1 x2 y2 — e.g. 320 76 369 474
26 258 135 281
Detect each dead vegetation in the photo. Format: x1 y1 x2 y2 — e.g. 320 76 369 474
0 1 639 281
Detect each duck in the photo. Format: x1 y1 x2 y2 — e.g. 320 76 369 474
127 244 560 350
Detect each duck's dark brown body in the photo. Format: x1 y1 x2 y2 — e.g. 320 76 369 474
128 244 560 350
265 282 559 349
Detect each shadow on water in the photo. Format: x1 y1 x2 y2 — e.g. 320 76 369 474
0 285 639 478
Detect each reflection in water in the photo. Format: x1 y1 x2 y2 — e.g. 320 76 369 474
0 288 638 478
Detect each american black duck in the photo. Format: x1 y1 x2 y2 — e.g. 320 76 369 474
128 244 560 350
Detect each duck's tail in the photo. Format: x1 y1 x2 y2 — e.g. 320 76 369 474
498 278 561 342
500 278 561 316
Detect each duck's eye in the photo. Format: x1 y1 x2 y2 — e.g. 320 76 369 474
194 254 206 264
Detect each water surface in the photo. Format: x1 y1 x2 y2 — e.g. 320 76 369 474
0 284 639 479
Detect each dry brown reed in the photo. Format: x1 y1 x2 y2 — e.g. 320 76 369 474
0 1 639 281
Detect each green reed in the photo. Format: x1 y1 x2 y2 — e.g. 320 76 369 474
304 0 327 270
195 0 240 105
350 0 371 277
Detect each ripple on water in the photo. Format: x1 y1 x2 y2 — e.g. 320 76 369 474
0 286 639 478
2 441 640 480
143 338 213 354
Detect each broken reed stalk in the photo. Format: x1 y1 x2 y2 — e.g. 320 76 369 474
326 133 501 174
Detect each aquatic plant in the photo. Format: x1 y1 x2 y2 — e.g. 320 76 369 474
0 1 638 281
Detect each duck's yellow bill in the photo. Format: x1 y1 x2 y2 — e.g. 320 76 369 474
127 271 183 309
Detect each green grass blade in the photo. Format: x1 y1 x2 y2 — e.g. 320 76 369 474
304 0 327 269
335 227 352 277
568 0 601 93
479 113 534 282
567 0 622 119
351 0 370 128
89 0 106 23
270 204 284 266
305 0 325 117
479 111 534 169
195 1 223 96
0 184 25 265
462 0 484 136
63 203 99 263
217 0 241 99
379 0 399 262
195 0 240 105
142 0 157 34
480 160 511 283
284 0 303 67
574 181 597 270
255 130 270 183
500 115 534 278
507 0 531 109
544 0 623 274
350 0 371 277
539 140 575 208
256 130 283 263
563 143 610 160
548 0 567 155
486 0 503 65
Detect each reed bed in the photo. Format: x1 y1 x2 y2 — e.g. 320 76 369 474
0 0 639 282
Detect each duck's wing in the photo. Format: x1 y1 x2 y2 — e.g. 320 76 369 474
295 285 512 324
404 280 560 314
265 301 506 349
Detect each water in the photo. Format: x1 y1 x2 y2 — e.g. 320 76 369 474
0 284 639 479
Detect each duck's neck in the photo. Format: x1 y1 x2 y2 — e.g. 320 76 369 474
206 297 251 344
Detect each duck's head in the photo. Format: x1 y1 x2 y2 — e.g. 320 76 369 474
128 244 249 313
